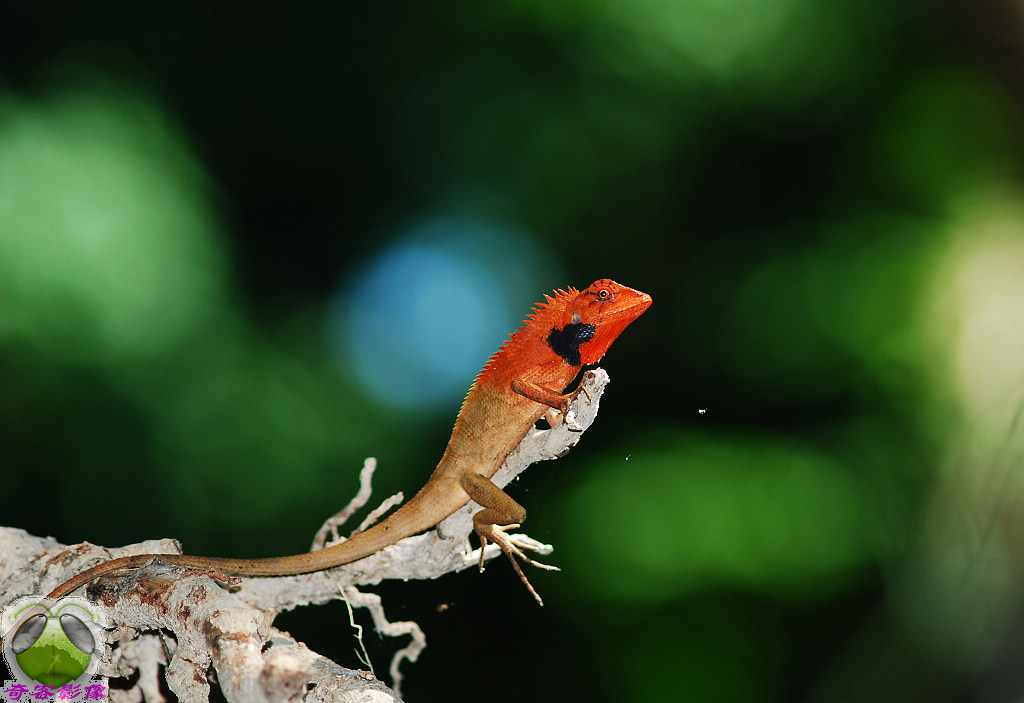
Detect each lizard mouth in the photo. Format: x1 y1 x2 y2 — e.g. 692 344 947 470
614 293 653 318
597 291 652 331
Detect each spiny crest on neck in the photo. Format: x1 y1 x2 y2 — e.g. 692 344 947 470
472 285 580 386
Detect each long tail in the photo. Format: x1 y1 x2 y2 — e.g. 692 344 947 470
46 491 451 599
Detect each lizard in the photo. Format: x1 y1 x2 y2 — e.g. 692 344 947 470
46 279 652 605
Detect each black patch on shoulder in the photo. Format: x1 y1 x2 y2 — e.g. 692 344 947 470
546 323 596 366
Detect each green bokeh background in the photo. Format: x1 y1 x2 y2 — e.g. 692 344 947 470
3 3 1024 701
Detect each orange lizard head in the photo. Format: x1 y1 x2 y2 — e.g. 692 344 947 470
545 279 652 366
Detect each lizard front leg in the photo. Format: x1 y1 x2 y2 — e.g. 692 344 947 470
510 377 590 431
459 471 559 605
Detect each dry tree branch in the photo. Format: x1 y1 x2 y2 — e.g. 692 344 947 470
0 369 611 703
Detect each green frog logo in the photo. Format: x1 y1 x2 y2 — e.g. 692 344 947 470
2 597 105 688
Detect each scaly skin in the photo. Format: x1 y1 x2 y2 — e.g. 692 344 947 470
47 279 652 603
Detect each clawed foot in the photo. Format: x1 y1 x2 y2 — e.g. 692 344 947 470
544 383 592 432
477 523 559 606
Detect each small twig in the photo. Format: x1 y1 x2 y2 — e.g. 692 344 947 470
340 585 374 676
357 492 404 534
341 587 426 698
311 457 379 549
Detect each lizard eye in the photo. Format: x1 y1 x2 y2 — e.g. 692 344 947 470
597 288 610 300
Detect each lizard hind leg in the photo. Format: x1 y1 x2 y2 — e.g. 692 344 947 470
460 472 560 606
475 515 560 607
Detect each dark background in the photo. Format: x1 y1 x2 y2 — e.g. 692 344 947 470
3 2 1024 701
